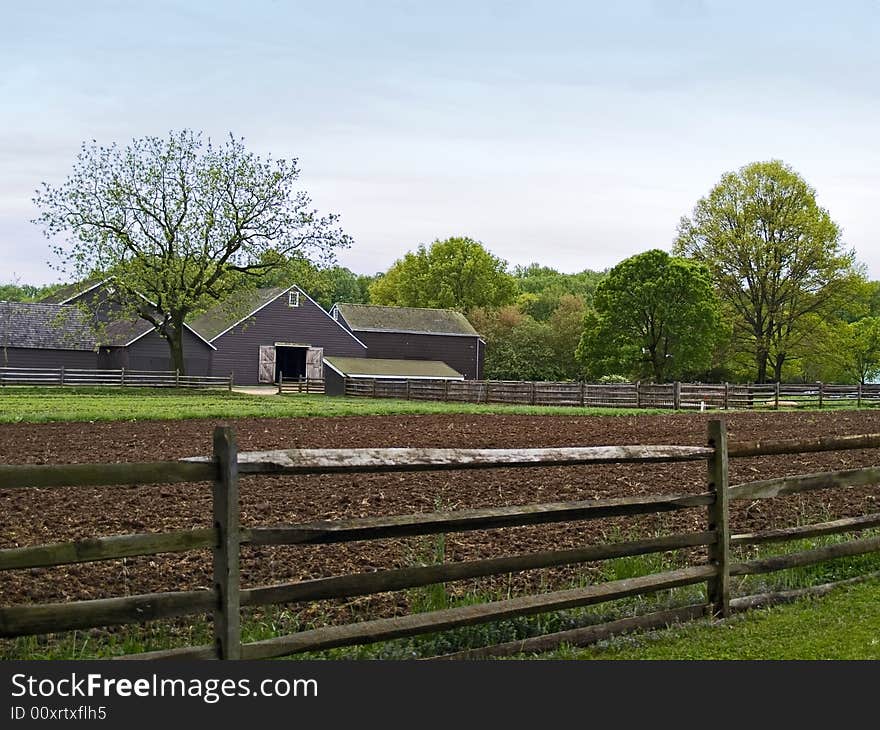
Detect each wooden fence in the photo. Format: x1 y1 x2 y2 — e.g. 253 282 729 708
0 366 233 390
2 422 880 659
277 375 325 394
345 377 880 410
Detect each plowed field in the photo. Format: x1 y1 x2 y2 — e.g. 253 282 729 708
2 410 879 621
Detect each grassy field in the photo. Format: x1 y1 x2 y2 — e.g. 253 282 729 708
543 578 880 660
0 387 667 423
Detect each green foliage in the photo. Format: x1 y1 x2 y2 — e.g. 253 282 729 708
675 160 862 383
369 236 517 311
576 249 721 382
468 298 588 381
238 251 372 310
33 130 349 372
513 264 604 321
0 282 64 302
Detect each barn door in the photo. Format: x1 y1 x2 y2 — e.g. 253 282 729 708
258 345 276 383
306 347 324 379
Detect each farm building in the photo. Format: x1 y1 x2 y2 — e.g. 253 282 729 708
40 279 216 374
1 285 215 373
188 285 367 384
322 355 464 396
0 301 98 369
330 303 485 379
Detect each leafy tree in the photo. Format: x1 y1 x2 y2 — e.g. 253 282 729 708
369 236 517 311
246 252 371 309
468 306 562 381
33 130 349 372
674 160 861 383
0 282 63 302
513 264 604 321
546 294 590 380
576 249 721 382
844 317 880 384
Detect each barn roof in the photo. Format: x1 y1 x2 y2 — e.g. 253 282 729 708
188 286 290 341
333 303 479 337
323 356 464 379
39 278 109 304
0 302 97 350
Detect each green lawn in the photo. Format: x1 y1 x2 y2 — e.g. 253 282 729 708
540 578 880 660
0 387 668 423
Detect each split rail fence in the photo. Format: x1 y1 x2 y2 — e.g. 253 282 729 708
0 366 233 390
277 375 325 394
345 377 880 410
2 422 880 659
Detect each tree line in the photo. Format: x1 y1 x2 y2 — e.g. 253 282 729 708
10 130 877 383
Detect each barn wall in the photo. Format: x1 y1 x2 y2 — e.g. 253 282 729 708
125 329 213 375
352 331 482 379
324 367 346 396
211 290 367 384
0 347 97 369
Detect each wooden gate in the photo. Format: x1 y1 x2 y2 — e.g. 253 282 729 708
258 345 276 383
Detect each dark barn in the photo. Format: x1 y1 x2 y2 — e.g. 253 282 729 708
42 279 215 375
189 285 368 385
0 301 99 369
330 303 485 379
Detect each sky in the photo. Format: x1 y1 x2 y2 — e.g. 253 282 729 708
1 0 878 285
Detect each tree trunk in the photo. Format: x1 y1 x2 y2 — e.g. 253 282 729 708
772 354 785 384
755 349 769 384
165 320 187 376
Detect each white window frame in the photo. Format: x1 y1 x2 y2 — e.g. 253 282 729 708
288 291 300 308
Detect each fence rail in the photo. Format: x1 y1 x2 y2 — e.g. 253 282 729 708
345 377 880 411
0 366 233 390
2 425 880 659
277 375 325 394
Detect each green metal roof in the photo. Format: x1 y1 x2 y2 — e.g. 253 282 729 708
323 356 464 379
334 303 479 336
188 286 290 341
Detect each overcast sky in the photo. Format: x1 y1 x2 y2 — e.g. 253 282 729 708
1 0 878 285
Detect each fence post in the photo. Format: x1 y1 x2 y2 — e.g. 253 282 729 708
635 381 641 409
673 381 681 411
120 368 126 387
406 379 411 400
580 381 585 408
774 381 780 410
706 418 730 618
59 365 65 386
723 382 729 410
228 372 233 392
277 372 283 395
212 426 241 659
858 382 863 409
530 381 536 406
818 381 823 408
372 378 378 399
175 368 180 388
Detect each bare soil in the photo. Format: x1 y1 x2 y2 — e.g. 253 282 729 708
2 410 880 622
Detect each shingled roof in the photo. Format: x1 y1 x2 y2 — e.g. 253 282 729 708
0 302 97 350
39 278 108 304
333 303 479 336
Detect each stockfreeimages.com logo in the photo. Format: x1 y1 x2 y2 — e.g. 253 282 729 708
11 673 318 705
